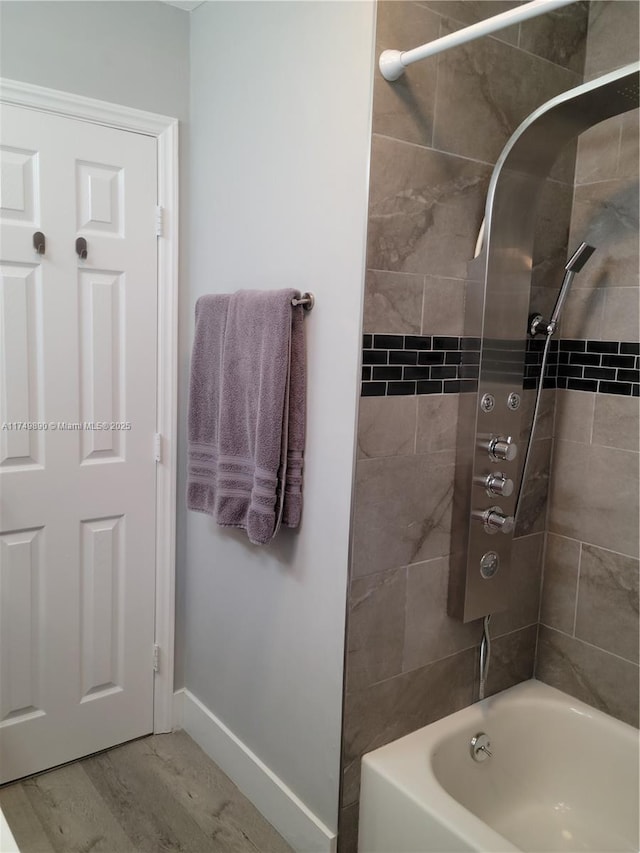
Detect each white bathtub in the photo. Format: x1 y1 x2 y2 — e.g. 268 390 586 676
359 679 639 853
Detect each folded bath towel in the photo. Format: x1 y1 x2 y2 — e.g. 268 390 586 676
187 288 306 544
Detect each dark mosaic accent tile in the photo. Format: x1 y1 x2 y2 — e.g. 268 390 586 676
602 354 635 369
462 350 480 364
431 366 457 380
459 365 479 379
362 382 386 397
632 385 640 398
418 351 445 365
461 337 481 350
417 380 443 395
618 369 640 384
388 381 416 396
560 339 586 352
599 381 633 396
363 350 387 365
373 334 403 349
621 342 640 355
404 366 432 381
444 380 461 393
557 365 583 380
405 335 432 350
363 334 372 349
523 377 538 390
555 377 568 390
433 336 460 350
362 366 371 381
390 350 418 366
459 380 479 393
373 366 403 382
587 340 618 354
584 367 616 382
569 352 600 366
567 378 598 392
445 351 463 365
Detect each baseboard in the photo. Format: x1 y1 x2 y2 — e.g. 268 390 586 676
178 689 336 853
172 687 185 730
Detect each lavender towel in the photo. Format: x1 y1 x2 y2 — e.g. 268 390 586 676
187 288 306 544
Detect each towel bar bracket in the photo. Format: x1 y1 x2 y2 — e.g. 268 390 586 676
292 292 315 312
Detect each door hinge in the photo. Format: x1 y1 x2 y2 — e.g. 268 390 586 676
154 432 162 463
155 205 164 238
153 644 160 673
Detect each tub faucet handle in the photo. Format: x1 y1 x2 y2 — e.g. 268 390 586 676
470 732 492 762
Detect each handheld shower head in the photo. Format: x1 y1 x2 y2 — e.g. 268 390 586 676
565 241 596 273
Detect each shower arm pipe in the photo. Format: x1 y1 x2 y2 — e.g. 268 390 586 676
379 0 577 81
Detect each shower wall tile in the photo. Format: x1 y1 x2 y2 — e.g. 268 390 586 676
415 393 459 454
560 287 605 340
540 533 580 635
513 437 552 537
592 393 639 452
618 109 640 179
366 135 492 277
485 625 537 697
341 647 476 807
553 389 595 444
373 2 439 148
418 2 520 47
403 556 481 670
363 270 424 334
422 275 466 336
519 388 555 442
536 625 639 727
602 287 640 343
346 568 407 692
432 32 580 164
357 396 417 459
518 1 589 75
352 453 455 578
575 117 623 185
490 534 544 637
568 178 640 292
584 0 640 80
575 544 639 663
548 440 639 559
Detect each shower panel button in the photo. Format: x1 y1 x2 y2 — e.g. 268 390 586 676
476 472 514 497
507 392 521 411
472 506 515 535
487 436 517 462
480 552 500 579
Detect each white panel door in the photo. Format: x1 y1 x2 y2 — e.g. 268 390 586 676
0 104 158 783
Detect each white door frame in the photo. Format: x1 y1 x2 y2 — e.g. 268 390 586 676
0 78 178 734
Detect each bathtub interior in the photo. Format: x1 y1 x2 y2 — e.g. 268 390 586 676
430 684 640 853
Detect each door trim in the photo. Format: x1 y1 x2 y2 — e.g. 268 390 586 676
0 77 179 734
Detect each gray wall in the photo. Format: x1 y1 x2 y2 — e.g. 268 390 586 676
184 0 374 833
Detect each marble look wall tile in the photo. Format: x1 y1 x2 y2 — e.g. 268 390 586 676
341 647 476 806
536 625 639 727
602 287 639 343
592 393 639 452
518 1 588 75
422 275 466 336
549 440 639 558
575 544 639 663
403 556 480 671
559 287 605 340
618 109 640 180
575 117 622 185
553 389 595 445
491 534 544 636
352 454 455 577
357 396 417 460
373 2 440 147
366 135 492 277
531 179 575 290
337 803 359 853
418 2 520 46
415 393 459 454
433 31 580 164
584 0 640 80
540 533 580 634
519 388 555 443
363 270 424 334
485 625 537 697
514 437 552 537
346 568 407 692
569 178 640 292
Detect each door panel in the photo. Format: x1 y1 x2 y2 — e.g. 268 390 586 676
0 104 158 783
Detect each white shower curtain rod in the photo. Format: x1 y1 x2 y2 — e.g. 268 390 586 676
379 0 578 81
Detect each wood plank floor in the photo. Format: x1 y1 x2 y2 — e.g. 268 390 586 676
0 731 295 853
